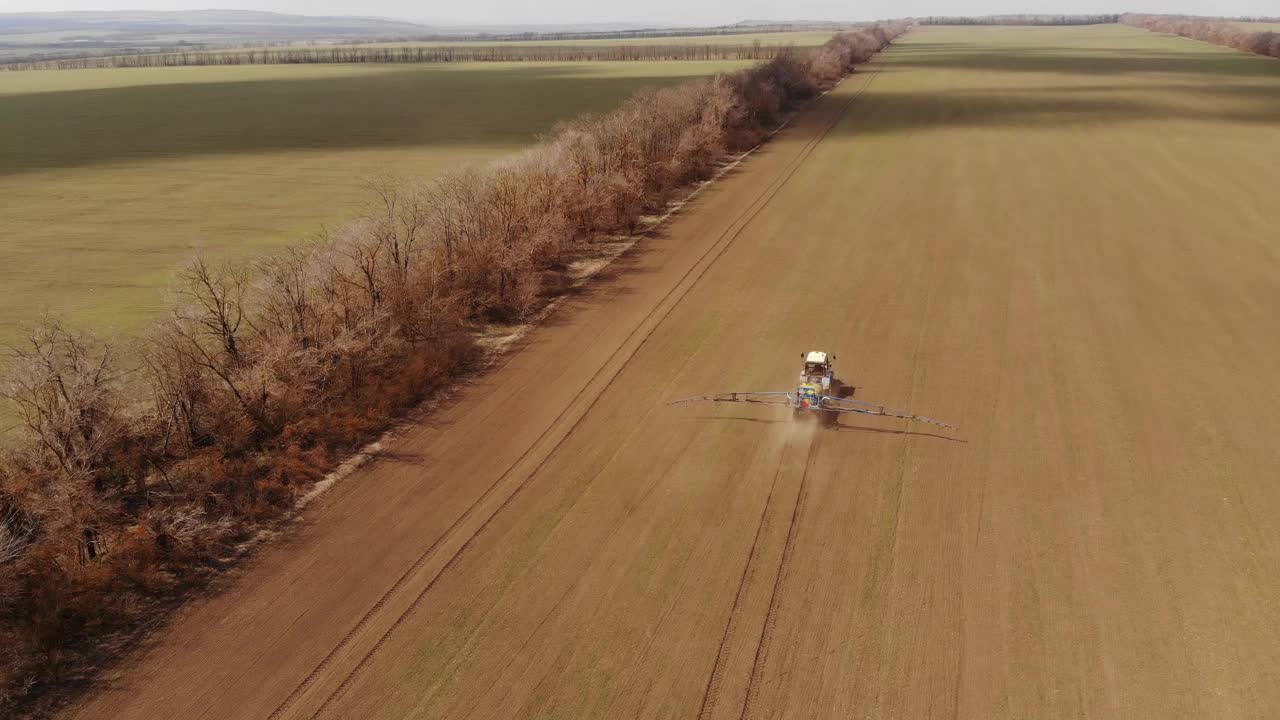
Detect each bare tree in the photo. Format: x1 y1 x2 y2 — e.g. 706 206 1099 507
256 244 321 348
155 256 288 438
362 174 430 288
177 257 250 366
1 319 123 478
140 322 215 454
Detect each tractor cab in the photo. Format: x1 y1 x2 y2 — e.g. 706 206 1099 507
800 351 835 388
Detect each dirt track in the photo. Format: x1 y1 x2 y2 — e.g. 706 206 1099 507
64 26 1280 719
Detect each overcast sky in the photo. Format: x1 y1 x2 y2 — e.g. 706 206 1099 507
0 1 1274 26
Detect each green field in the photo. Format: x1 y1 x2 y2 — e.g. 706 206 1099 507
198 30 839 56
353 30 840 49
0 60 750 347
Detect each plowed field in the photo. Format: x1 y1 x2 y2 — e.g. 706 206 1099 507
64 25 1280 720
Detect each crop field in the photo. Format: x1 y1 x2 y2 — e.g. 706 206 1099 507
7 30 841 68
202 30 843 54
63 23 1280 720
0 59 748 349
345 30 840 49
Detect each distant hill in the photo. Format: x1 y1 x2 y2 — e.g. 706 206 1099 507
0 10 855 63
0 9 429 34
0 9 433 61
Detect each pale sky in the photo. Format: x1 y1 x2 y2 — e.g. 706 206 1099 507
0 1 1274 27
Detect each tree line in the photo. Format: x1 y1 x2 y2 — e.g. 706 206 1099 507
5 40 827 72
918 15 1120 26
1122 14 1280 59
343 23 852 44
0 22 909 715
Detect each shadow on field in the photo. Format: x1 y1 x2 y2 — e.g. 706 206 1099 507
826 80 1280 137
0 64 722 177
831 422 967 442
951 80 1280 100
680 414 787 424
887 43 1280 78
8 42 1276 177
677 414 966 441
366 448 427 465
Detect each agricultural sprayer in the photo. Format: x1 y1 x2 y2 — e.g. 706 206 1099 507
669 351 956 430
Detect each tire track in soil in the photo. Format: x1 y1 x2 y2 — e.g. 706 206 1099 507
696 430 808 720
480 420 713 720
486 348 712 720
737 427 823 720
279 70 882 720
697 67 885 720
266 293 696 720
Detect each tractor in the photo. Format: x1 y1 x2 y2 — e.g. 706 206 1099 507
669 351 955 430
